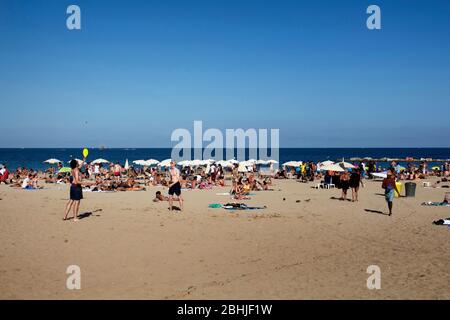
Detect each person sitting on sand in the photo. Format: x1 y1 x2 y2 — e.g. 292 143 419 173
45 174 57 184
0 165 10 184
21 173 35 190
23 173 41 189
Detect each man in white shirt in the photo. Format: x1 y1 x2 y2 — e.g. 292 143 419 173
22 174 33 189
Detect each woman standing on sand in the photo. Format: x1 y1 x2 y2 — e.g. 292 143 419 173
349 169 362 202
64 159 84 221
339 171 350 201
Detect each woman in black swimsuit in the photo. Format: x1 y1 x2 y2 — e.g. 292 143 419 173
339 171 350 201
349 169 362 202
64 159 84 221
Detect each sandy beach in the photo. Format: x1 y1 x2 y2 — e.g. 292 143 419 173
0 178 449 300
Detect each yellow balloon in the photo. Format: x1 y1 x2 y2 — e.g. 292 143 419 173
83 148 89 158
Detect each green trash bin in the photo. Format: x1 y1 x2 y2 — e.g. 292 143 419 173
405 182 416 197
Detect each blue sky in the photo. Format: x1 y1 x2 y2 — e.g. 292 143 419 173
0 0 449 147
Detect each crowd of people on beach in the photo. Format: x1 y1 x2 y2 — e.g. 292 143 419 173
1 158 449 220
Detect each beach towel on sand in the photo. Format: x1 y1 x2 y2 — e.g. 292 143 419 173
422 202 450 207
432 218 450 226
208 203 267 210
222 203 267 210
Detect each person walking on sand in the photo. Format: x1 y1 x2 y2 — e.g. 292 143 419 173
64 159 84 221
339 171 350 201
168 160 183 211
349 169 362 202
382 171 400 216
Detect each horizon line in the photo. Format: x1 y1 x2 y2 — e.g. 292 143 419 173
0 147 449 149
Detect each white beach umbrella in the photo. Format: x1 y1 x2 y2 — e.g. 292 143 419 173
228 159 239 164
337 161 356 169
319 163 343 172
239 160 254 167
216 160 233 168
189 159 203 167
319 163 345 172
256 159 269 165
266 159 278 164
91 158 109 165
283 161 301 167
44 158 62 164
199 160 211 166
320 160 334 166
238 162 249 173
133 160 147 166
158 159 173 167
177 160 191 167
145 159 160 166
124 159 129 170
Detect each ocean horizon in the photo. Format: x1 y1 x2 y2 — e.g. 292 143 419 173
1 147 449 171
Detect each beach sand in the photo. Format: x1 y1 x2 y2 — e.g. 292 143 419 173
0 178 449 299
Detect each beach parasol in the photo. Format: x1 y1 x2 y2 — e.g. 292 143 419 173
124 159 129 170
266 159 278 164
91 158 109 165
44 158 62 164
337 161 356 169
158 159 173 167
283 161 301 167
238 162 249 172
216 160 234 168
58 167 72 174
320 160 335 166
145 159 160 166
319 163 345 172
198 160 211 166
239 160 254 167
177 160 191 167
133 160 147 166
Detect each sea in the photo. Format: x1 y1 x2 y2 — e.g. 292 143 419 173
0 148 449 171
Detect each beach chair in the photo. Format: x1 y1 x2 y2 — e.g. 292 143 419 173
319 175 335 189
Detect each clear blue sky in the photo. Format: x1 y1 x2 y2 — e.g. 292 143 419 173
0 0 449 147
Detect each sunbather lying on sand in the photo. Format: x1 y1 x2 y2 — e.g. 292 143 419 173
116 178 146 191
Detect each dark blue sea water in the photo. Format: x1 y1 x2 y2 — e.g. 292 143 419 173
0 148 449 171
